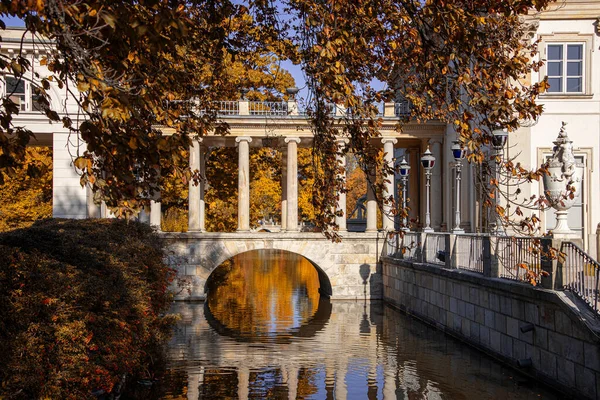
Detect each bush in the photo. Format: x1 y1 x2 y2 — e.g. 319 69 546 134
0 219 177 399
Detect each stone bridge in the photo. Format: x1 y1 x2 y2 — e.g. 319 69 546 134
162 231 385 300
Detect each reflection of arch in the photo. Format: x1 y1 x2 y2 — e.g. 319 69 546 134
203 296 332 344
204 249 333 298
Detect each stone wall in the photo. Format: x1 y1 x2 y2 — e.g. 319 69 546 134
383 257 600 399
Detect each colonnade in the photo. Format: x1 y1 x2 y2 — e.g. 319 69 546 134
149 134 445 233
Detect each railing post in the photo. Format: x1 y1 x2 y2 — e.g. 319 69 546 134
483 236 500 278
541 238 565 290
287 99 298 116
239 99 249 115
446 234 456 269
417 232 426 263
383 102 395 117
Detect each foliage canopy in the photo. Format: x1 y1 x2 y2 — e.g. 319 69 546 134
0 0 552 235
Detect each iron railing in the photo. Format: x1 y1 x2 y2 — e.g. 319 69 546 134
423 232 447 265
401 232 422 261
561 241 600 313
249 101 288 115
394 101 411 117
496 236 542 284
454 234 485 274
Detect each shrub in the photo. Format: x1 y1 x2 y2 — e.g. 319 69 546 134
0 219 177 399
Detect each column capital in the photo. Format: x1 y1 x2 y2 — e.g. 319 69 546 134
336 137 350 146
284 137 301 144
235 136 253 144
381 137 398 145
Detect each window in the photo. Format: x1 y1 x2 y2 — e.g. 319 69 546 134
2 76 44 112
539 33 593 97
547 43 584 93
5 76 27 111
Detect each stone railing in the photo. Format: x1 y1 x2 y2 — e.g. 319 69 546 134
172 100 411 118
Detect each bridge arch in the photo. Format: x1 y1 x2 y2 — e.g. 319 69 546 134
205 248 333 298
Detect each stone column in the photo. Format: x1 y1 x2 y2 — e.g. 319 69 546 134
150 199 161 230
285 137 301 231
382 138 397 231
336 138 349 232
281 146 288 231
366 163 378 232
236 137 252 231
188 138 206 231
430 140 443 230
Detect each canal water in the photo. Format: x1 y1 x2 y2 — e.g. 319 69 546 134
157 249 560 399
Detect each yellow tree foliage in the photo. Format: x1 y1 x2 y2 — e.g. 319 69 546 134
0 147 52 232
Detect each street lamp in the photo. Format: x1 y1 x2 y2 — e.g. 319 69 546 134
421 147 436 232
491 129 508 235
399 157 411 231
451 140 465 233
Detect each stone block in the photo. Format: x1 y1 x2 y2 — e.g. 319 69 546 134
539 305 555 331
490 329 501 351
506 316 520 339
479 289 490 308
524 302 539 325
462 318 471 337
461 285 470 301
500 334 514 358
457 299 466 317
495 313 507 334
585 342 600 373
554 311 573 336
513 339 528 360
474 306 484 324
469 287 479 304
450 297 458 314
500 296 512 315
575 364 597 399
511 298 525 320
470 321 480 342
548 331 584 364
489 292 501 312
485 309 495 328
534 327 548 350
556 357 576 388
453 314 462 332
466 303 475 321
539 349 558 380
480 326 491 347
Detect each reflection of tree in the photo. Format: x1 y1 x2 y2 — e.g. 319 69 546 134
206 250 320 337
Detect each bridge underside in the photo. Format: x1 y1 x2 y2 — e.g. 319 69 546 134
163 231 384 301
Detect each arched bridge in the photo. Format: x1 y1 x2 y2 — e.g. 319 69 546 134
162 231 384 300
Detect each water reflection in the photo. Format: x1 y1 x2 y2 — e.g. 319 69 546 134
160 250 559 399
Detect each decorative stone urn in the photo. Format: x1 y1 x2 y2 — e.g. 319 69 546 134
542 124 584 237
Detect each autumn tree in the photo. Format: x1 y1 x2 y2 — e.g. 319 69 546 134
0 147 52 231
1 0 553 236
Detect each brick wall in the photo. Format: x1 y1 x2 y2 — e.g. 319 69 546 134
383 257 600 399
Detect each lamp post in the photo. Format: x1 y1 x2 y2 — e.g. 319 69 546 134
421 147 436 232
399 157 411 231
451 140 466 233
491 129 508 235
